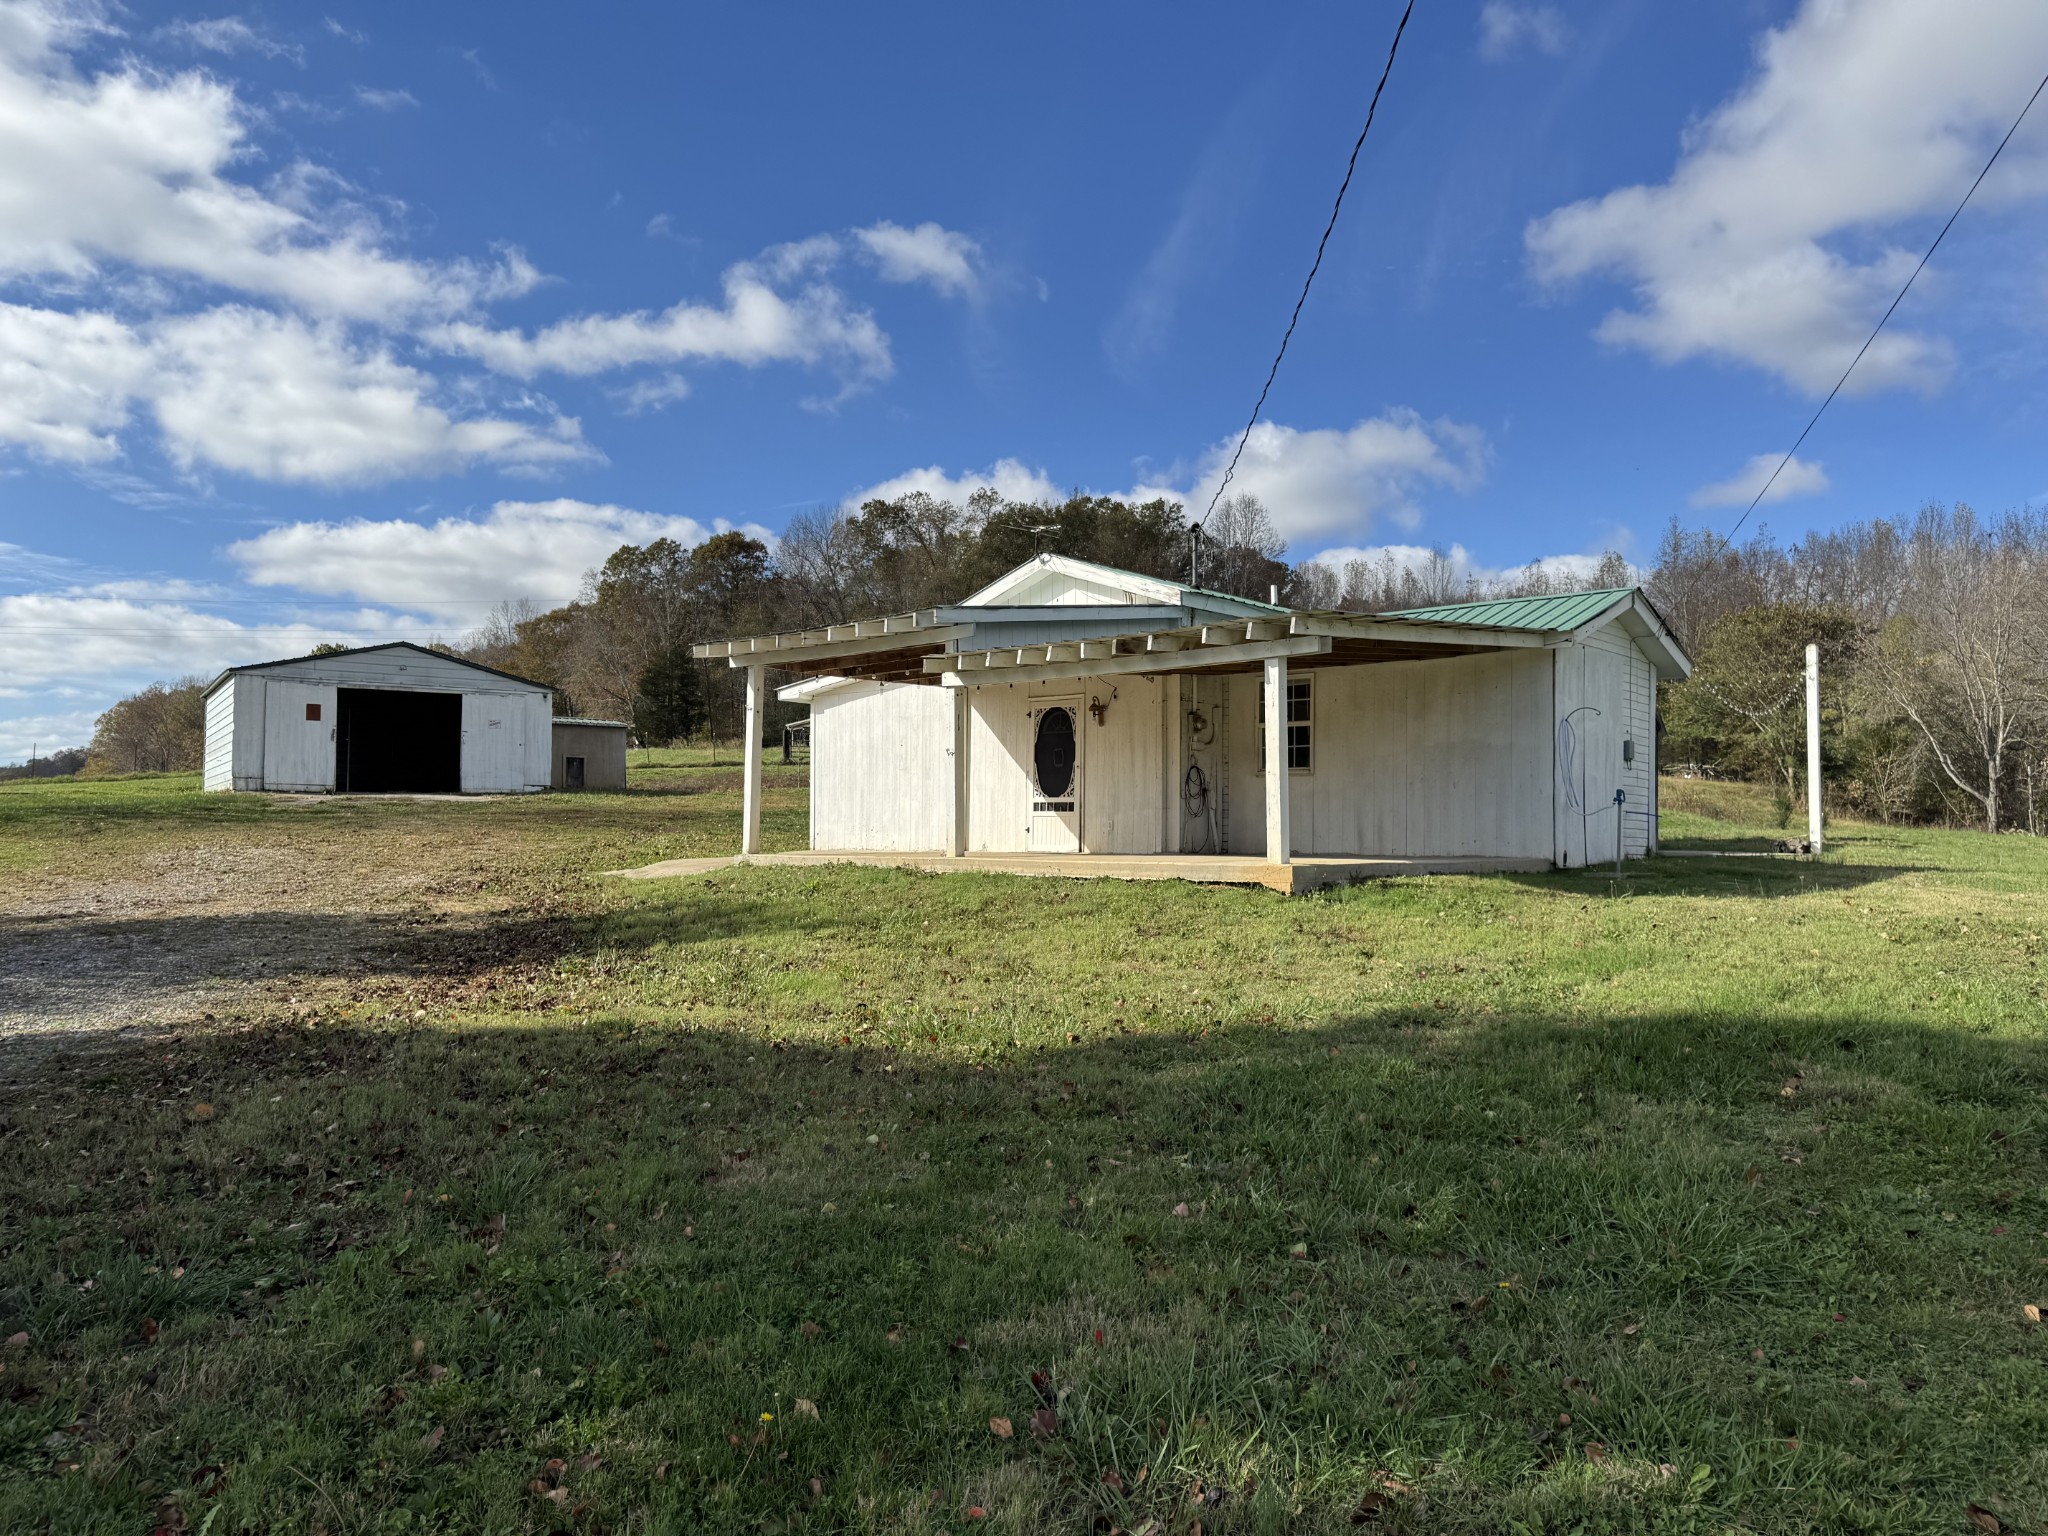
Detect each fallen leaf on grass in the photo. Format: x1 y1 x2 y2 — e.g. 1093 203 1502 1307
1102 1469 1124 1491
1029 1407 1058 1438
800 1321 823 1338
1621 1322 1641 1336
1584 1443 1607 1465
189 1103 214 1121
419 1425 444 1450
965 1508 986 1521
1967 1504 2003 1534
794 1399 819 1420
2023 1304 2041 1324
141 1318 159 1345
1172 1203 1190 1218
989 1417 1013 1439
573 1452 601 1472
1288 1242 1308 1260
5 1332 26 1347
885 1325 904 1345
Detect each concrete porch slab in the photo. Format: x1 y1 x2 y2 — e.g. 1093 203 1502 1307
603 849 1550 894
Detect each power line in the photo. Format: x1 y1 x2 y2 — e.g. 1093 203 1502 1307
1720 64 2048 550
1192 0 1418 578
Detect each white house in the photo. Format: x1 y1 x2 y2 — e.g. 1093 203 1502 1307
692 555 1692 889
203 642 554 795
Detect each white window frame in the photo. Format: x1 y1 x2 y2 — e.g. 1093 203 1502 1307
1256 675 1312 775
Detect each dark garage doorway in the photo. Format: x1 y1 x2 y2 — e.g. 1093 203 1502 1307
336 688 461 793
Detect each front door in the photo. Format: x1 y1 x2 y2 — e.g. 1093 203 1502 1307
1027 699 1082 852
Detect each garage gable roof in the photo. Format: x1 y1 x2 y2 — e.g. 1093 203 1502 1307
202 641 551 698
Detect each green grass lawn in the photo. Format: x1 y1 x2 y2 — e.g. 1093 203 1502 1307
2 770 2044 1534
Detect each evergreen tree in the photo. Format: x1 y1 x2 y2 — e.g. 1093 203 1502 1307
632 644 704 746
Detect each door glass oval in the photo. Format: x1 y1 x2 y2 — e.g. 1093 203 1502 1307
1033 706 1075 798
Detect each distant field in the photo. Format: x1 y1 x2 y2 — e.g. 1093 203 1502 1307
1 768 2043 1534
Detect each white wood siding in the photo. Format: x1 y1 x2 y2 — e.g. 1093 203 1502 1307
809 682 954 850
1220 649 1552 858
965 675 1167 853
1552 625 1656 866
984 567 1167 607
459 691 552 793
202 683 234 792
260 679 337 792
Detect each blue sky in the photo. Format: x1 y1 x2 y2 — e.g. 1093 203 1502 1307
4 0 2048 759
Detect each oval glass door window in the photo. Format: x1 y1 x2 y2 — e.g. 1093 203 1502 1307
1033 706 1076 799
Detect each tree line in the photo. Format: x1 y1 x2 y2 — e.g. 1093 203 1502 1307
51 486 2048 833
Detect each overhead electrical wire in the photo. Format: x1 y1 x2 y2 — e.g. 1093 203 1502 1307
1718 64 2048 551
1190 0 1418 580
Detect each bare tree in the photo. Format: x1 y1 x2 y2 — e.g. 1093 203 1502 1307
1196 494 1288 600
1870 503 2048 833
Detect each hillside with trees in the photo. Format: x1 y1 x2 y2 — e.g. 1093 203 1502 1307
67 489 2046 832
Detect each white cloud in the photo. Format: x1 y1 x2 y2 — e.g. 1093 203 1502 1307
156 17 304 65
428 245 895 393
1478 3 1565 62
226 498 718 612
0 707 99 761
0 16 996 485
1526 0 2048 395
0 302 594 484
613 372 692 413
846 458 1067 509
1180 411 1491 546
0 20 530 322
0 302 153 462
843 410 1490 551
853 221 984 298
0 589 343 696
1689 451 1830 508
149 307 594 484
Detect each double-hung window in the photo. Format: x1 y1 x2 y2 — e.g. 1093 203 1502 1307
1257 677 1312 773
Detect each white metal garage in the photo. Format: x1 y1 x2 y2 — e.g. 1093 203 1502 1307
202 642 554 795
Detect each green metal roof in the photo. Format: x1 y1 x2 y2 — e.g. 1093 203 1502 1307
1385 586 1634 632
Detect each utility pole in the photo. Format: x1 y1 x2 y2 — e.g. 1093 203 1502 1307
1805 642 1823 855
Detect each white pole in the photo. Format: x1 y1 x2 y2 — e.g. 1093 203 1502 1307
741 662 765 857
947 682 970 857
1805 642 1823 855
1263 655 1291 866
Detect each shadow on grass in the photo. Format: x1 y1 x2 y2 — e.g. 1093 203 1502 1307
5 999 2044 1534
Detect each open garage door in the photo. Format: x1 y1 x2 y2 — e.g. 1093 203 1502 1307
336 688 461 793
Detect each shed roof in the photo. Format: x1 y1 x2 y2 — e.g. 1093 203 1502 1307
551 717 629 729
203 640 550 698
1387 587 1635 631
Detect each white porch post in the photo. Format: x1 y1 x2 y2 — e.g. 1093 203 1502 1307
1805 642 1823 855
948 682 970 856
740 661 765 857
1263 655 1290 865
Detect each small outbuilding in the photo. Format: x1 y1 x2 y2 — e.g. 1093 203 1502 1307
691 554 1693 890
551 718 629 790
203 642 554 795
